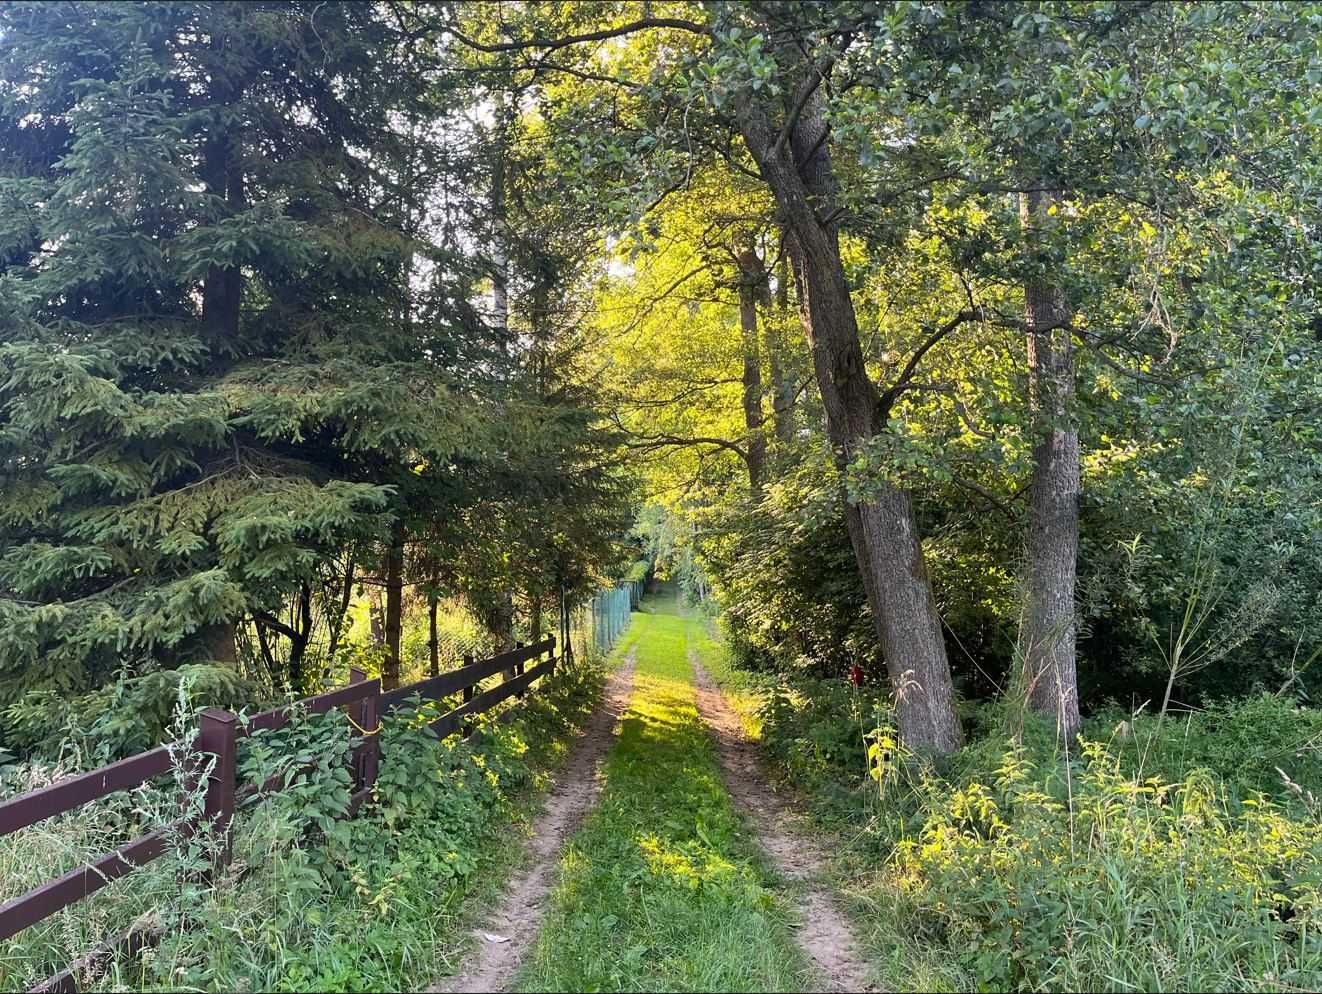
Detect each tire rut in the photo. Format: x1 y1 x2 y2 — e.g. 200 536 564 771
429 650 637 993
689 652 878 994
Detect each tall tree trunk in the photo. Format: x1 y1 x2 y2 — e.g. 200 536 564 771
428 590 439 678
769 251 794 447
490 94 512 346
326 558 355 667
202 621 237 667
200 21 243 352
288 582 312 693
195 23 243 671
736 91 962 753
369 589 385 645
736 244 768 494
1020 187 1082 738
382 523 404 691
254 622 277 676
197 18 242 667
530 595 543 642
560 584 573 662
495 591 516 678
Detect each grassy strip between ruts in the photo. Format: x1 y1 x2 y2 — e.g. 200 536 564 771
515 595 811 993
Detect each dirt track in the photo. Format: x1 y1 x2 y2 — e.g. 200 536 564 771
690 655 877 994
429 651 637 994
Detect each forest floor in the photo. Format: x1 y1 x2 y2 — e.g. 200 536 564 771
433 593 873 993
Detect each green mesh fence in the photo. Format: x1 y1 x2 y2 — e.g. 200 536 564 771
563 579 644 662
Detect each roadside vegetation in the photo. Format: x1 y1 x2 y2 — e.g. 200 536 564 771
701 662 1322 992
0 656 605 992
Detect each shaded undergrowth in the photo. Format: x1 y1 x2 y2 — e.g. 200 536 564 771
0 656 607 992
717 652 1322 992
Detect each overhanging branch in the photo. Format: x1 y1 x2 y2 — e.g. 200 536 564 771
446 17 707 55
877 308 983 420
623 433 748 461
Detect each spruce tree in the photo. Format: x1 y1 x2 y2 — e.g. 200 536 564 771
0 2 478 752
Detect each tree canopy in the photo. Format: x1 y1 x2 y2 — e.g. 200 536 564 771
0 0 1319 758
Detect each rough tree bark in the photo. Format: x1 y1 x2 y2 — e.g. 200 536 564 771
1020 188 1082 738
736 91 962 753
736 243 768 494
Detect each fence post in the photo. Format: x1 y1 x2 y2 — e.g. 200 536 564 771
462 653 475 738
348 667 380 795
198 707 236 866
548 634 557 675
514 640 526 698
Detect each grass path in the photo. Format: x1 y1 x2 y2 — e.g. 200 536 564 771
513 596 813 993
429 650 638 992
689 652 876 993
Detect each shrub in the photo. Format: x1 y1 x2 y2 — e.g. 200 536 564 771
1101 694 1322 803
752 674 1322 991
895 739 1322 990
1 663 253 761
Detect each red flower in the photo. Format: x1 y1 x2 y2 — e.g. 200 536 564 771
848 664 865 687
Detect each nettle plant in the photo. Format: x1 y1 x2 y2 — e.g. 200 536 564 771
120 689 560 989
237 707 356 847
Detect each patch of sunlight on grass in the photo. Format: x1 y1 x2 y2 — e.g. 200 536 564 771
637 832 739 890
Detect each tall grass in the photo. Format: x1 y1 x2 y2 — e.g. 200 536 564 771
750 676 1322 992
1 657 605 991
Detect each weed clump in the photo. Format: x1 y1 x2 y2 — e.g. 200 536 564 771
754 686 1322 991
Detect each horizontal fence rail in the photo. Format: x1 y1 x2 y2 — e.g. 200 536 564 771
240 679 381 738
0 634 562 968
379 638 550 715
0 818 190 945
0 746 175 838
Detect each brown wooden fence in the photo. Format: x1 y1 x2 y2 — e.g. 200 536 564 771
0 636 558 991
